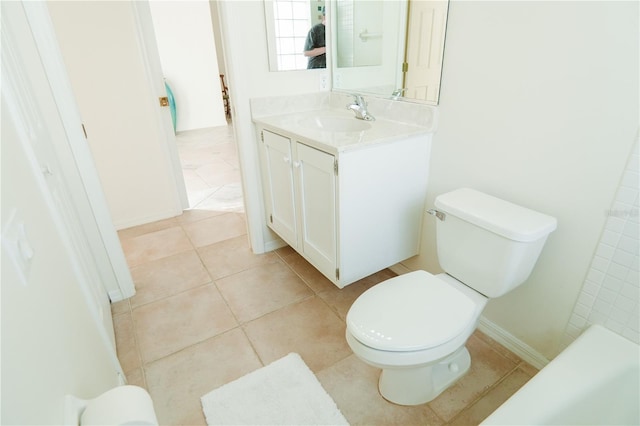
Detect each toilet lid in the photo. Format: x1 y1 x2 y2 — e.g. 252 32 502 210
346 271 478 351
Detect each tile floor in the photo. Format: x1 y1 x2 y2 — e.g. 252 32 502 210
112 124 537 425
176 124 244 212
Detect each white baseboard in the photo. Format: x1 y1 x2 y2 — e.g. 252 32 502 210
113 207 183 231
108 289 125 303
478 316 550 369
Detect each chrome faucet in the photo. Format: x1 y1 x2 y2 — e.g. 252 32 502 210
347 94 375 121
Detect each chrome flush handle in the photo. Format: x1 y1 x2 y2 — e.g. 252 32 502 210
427 209 446 221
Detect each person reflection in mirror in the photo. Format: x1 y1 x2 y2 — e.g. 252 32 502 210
303 7 326 69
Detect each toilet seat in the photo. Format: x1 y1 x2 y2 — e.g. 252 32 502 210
346 271 478 352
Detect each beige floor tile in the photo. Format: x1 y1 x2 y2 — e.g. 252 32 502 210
428 334 519 421
243 297 352 373
215 261 313 323
129 250 211 308
182 212 246 247
124 368 146 390
447 368 533 425
113 312 141 374
119 226 193 267
179 410 207 426
318 269 397 320
317 355 444 426
133 284 238 363
198 235 278 280
473 329 522 365
110 298 130 316
145 329 262 426
276 247 337 293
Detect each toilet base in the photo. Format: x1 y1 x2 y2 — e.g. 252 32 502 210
378 346 471 406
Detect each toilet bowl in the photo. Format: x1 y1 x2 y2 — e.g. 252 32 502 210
345 188 557 406
346 271 487 405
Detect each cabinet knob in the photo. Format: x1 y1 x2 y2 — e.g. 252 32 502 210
293 161 301 168
283 156 291 164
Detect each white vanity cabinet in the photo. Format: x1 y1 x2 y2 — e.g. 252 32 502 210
258 126 431 288
260 129 337 282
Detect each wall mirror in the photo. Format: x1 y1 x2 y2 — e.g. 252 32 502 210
332 0 449 104
264 0 449 104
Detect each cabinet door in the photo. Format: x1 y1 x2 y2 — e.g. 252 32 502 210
296 143 337 280
262 130 297 247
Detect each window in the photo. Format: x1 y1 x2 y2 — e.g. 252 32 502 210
272 0 312 70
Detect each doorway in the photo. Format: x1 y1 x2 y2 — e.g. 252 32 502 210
145 1 243 213
175 125 244 212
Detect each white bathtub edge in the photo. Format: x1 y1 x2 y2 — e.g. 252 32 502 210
481 324 640 425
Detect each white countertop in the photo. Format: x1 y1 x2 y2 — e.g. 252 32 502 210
253 109 432 154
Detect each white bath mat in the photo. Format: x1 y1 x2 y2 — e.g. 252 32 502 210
201 353 349 425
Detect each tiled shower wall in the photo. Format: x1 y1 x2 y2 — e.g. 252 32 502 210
563 140 639 347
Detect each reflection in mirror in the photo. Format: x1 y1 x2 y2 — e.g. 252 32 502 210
335 1 383 67
332 0 449 105
264 0 327 71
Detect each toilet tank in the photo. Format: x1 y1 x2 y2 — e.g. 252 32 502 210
434 188 557 298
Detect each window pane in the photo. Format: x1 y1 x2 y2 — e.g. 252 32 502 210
274 1 293 19
291 1 309 19
278 20 294 37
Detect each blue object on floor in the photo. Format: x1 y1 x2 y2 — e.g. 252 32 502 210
164 79 177 133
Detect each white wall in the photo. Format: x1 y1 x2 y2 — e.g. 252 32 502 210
403 1 639 359
149 0 227 131
2 113 120 425
217 0 327 253
48 1 184 229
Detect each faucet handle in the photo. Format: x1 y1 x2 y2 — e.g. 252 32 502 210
350 93 366 106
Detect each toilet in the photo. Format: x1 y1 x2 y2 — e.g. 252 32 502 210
345 188 557 406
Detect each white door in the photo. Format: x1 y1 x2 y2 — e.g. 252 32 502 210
262 130 298 248
404 0 449 102
297 143 337 281
22 1 137 303
131 0 189 209
3 1 122 352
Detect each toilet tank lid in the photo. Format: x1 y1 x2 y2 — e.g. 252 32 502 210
434 188 557 242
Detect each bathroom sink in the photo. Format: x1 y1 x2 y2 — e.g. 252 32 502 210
299 115 372 132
